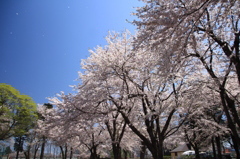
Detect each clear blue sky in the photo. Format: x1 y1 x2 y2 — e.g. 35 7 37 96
0 0 143 104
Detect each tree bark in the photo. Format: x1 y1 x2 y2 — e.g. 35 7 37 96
192 147 200 159
112 143 121 159
90 146 99 159
24 150 30 159
15 137 22 159
231 134 240 159
123 149 128 159
140 141 146 159
216 136 222 159
219 90 240 149
60 146 65 159
64 144 68 159
158 141 164 159
33 144 39 159
40 136 46 159
212 138 217 159
70 147 73 159
15 150 19 159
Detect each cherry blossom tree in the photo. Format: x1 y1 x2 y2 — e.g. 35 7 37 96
133 1 240 158
133 0 240 84
183 104 229 159
168 67 232 159
104 109 129 159
37 98 110 159
77 30 192 159
37 81 140 159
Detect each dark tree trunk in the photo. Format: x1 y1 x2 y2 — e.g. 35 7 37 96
187 137 200 159
123 149 128 159
112 144 121 159
219 89 240 150
33 150 38 159
24 150 30 159
64 144 68 159
15 137 23 159
158 141 164 159
212 138 217 159
147 139 164 159
222 91 240 130
23 152 29 159
60 146 65 159
33 144 39 159
194 147 200 159
117 95 178 159
105 112 127 159
216 136 222 159
140 141 146 159
231 135 240 159
90 146 99 159
15 150 19 159
40 136 46 159
24 145 31 159
70 147 73 159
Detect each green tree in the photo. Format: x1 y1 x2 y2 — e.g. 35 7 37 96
0 83 38 140
5 146 12 155
14 136 25 159
38 103 53 159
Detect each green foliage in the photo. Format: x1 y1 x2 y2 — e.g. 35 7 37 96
0 83 38 140
180 155 195 159
14 136 25 152
163 156 171 159
5 146 12 154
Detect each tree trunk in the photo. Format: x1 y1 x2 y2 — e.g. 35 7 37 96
33 151 37 159
64 144 68 159
24 145 31 159
112 143 121 159
219 90 240 155
15 136 22 159
15 150 19 159
140 141 146 159
123 149 128 159
70 147 73 159
220 90 240 142
222 91 240 130
148 139 164 159
90 146 99 159
194 147 200 159
40 136 46 159
33 145 39 159
231 134 240 159
158 141 164 159
216 136 222 159
212 138 217 159
60 146 65 159
118 98 177 159
24 151 30 159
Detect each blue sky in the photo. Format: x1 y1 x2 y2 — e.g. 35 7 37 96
0 0 143 104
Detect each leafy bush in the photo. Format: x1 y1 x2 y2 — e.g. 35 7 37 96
163 156 171 159
179 155 195 159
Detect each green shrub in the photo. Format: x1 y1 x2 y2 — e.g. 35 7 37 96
180 155 195 159
163 156 171 159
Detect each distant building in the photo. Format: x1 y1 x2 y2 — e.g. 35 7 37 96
170 143 191 159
